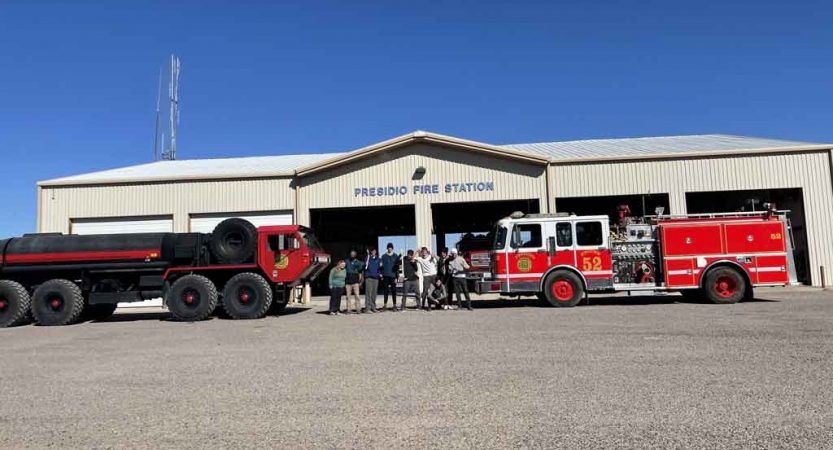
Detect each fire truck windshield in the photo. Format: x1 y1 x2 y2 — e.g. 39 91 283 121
492 225 507 250
299 229 324 251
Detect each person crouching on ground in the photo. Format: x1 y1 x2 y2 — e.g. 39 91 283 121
344 250 364 314
401 250 422 311
328 260 347 315
426 277 448 310
449 248 473 311
364 247 382 313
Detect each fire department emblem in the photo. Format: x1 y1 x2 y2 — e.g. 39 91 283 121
517 257 533 272
275 256 290 270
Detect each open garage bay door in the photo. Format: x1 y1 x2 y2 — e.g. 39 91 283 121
431 199 539 252
686 188 810 285
189 212 292 233
71 216 173 235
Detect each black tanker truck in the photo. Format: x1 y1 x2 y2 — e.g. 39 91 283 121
0 219 330 327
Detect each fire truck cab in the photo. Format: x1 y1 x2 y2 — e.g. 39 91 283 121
478 207 798 307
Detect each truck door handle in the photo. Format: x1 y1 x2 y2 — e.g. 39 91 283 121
537 249 546 253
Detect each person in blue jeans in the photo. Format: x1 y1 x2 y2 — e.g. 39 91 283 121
380 243 400 311
363 247 382 312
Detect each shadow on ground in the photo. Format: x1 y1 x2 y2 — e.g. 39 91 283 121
89 306 313 324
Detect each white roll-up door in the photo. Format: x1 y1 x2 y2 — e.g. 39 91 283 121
189 212 292 233
70 216 173 309
71 217 173 235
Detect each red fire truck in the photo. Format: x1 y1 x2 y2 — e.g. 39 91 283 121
477 204 798 306
0 219 330 327
456 233 492 289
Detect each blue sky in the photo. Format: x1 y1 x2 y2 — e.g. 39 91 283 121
1 0 831 237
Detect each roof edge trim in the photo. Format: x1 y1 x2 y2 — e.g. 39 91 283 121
295 131 549 176
547 144 833 164
38 170 297 187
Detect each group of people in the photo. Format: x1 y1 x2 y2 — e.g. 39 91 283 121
327 243 473 315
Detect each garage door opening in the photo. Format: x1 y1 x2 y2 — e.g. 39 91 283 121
556 194 671 223
431 199 539 252
686 188 810 285
189 211 292 233
310 205 416 292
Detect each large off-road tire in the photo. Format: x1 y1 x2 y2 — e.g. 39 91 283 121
209 218 258 264
703 267 746 304
222 273 273 320
84 303 119 321
31 280 85 326
0 280 32 328
542 271 584 307
166 275 218 321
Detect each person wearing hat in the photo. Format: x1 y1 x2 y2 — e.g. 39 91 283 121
448 248 473 310
380 243 400 311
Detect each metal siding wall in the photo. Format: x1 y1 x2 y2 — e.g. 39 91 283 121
551 151 833 286
297 143 548 247
40 177 294 234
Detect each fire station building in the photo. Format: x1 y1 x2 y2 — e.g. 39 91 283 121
38 131 833 286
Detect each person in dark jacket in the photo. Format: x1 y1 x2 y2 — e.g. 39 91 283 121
400 250 422 311
345 250 364 314
436 248 452 309
380 243 400 310
328 260 347 315
363 247 382 313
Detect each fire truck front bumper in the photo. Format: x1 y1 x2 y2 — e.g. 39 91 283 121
476 280 504 295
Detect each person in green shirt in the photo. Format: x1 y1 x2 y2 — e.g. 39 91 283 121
328 260 347 315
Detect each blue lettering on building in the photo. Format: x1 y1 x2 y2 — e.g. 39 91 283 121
354 182 494 197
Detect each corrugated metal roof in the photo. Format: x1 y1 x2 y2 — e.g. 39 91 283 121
41 153 343 185
40 133 827 186
501 134 818 161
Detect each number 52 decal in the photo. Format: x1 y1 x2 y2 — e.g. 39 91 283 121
582 256 602 271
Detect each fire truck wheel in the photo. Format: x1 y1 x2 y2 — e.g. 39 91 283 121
167 275 218 321
84 303 118 321
210 218 258 264
543 271 584 307
0 280 32 328
222 272 273 320
31 279 85 326
703 267 746 304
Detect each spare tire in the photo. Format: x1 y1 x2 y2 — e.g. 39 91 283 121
210 218 258 264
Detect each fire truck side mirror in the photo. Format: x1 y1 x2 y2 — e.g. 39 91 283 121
547 236 556 257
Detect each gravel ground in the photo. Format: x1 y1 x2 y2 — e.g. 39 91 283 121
1 288 832 449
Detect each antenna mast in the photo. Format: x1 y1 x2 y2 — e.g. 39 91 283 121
152 67 162 160
162 54 181 160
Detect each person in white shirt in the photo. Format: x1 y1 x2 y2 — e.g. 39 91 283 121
415 247 438 310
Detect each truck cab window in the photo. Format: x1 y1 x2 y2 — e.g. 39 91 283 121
492 226 507 250
268 235 282 252
556 222 572 247
576 222 603 246
511 224 542 249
